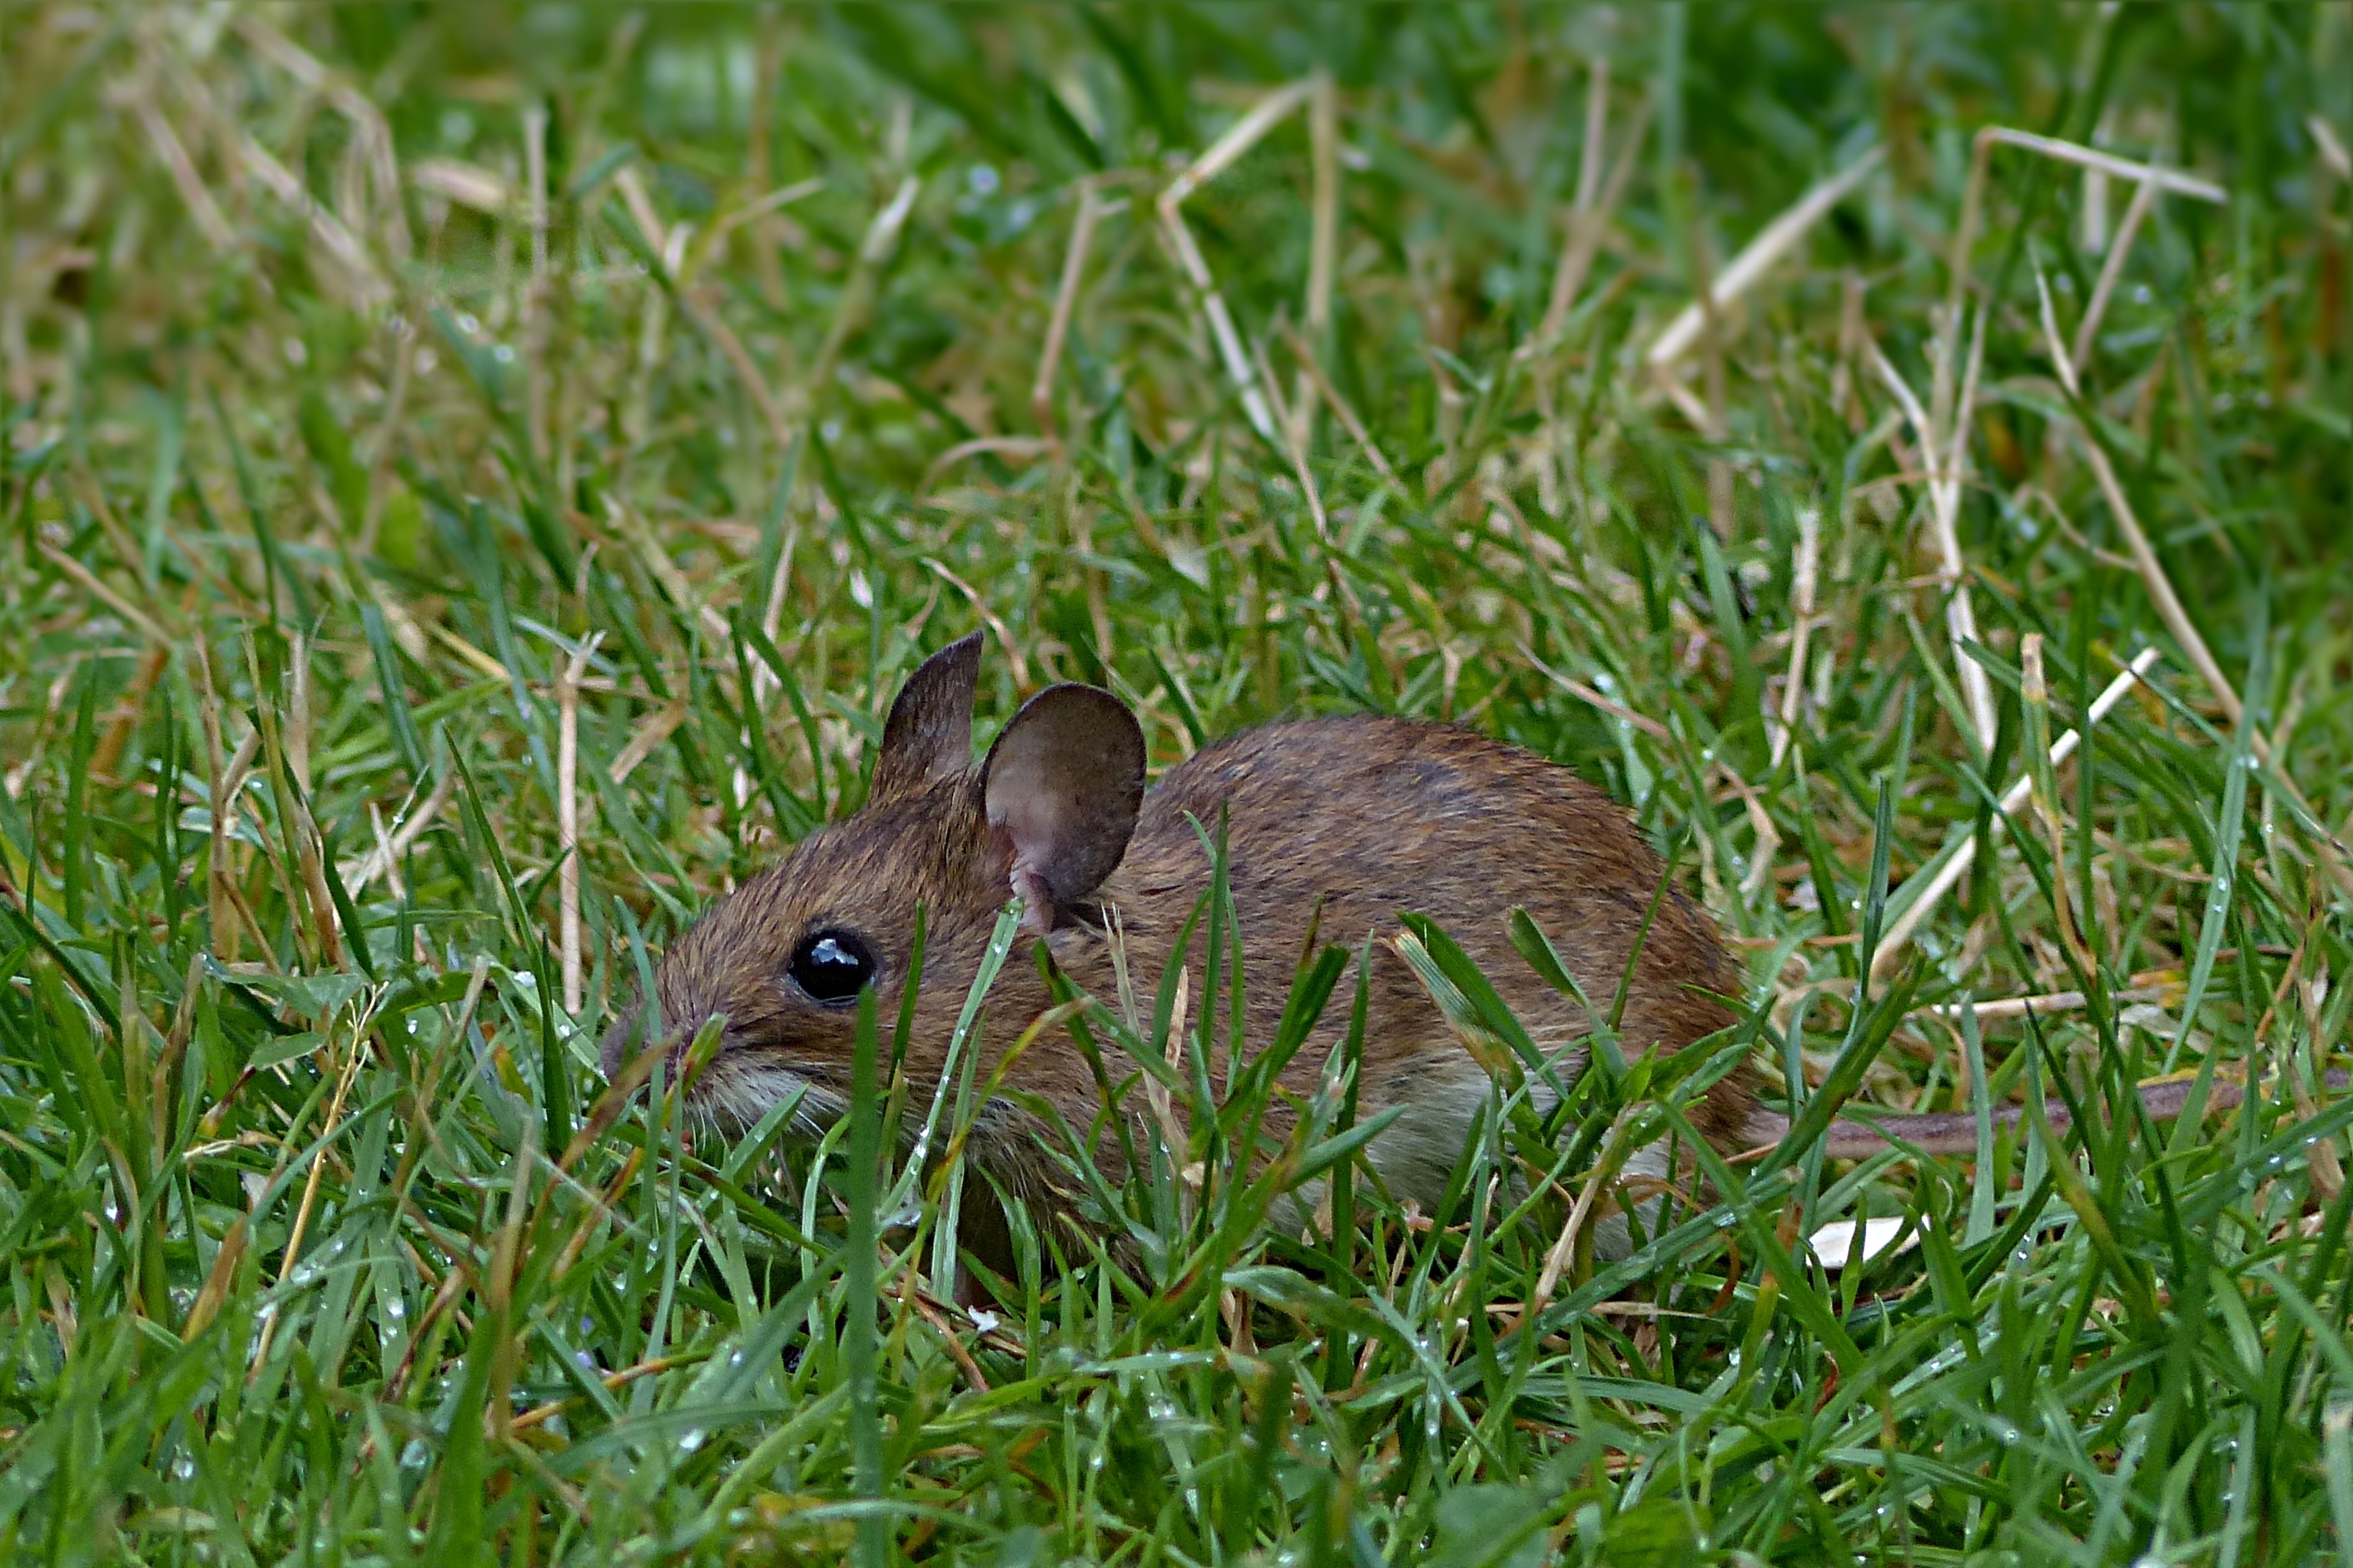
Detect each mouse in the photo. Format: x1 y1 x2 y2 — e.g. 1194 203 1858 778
603 632 2313 1273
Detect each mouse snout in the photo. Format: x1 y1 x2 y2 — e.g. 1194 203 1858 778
598 994 735 1082
598 1005 645 1080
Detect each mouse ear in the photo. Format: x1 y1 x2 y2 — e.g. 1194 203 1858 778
981 683 1145 926
871 632 985 802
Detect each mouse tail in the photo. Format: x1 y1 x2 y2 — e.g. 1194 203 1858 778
1740 1073 2290 1162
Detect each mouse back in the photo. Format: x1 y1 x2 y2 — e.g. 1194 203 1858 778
1085 713 1750 1149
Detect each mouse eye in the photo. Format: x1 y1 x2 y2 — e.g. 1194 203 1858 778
787 929 877 1006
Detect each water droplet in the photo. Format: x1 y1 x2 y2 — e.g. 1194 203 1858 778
679 1427 705 1453
493 344 515 364
457 313 481 335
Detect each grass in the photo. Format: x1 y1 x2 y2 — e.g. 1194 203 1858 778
2 2 2350 1562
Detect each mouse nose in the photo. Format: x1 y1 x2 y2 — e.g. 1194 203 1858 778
601 998 735 1084
598 1005 648 1080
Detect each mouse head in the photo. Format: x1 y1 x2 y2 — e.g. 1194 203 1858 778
600 633 1146 1129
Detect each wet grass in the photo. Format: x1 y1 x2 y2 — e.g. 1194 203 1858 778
1 4 2350 1562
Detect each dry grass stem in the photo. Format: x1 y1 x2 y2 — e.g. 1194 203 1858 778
922 561 1031 690
1254 339 1330 547
704 176 826 251
1033 181 1105 442
1770 505 1821 767
1943 122 2226 416
1278 322 1401 488
411 159 511 214
2310 114 2352 181
524 104 553 462
688 284 793 451
1872 647 2164 980
612 166 792 448
1159 78 1323 444
1529 1103 1642 1317
40 544 171 647
2047 264 2351 891
1292 72 1340 447
1162 79 1318 206
1519 647 1673 742
2032 266 2241 730
2022 633 2097 976
248 1025 370 1377
132 95 236 255
234 13 414 260
1646 146 1884 371
1978 125 2227 202
2071 175 2158 375
607 701 688 787
805 173 922 407
1159 204 1276 442
557 634 603 1016
236 136 391 307
921 437 1055 496
1144 968 1195 1198
1868 336 1996 752
1574 57 1610 213
1921 983 2173 1021
1538 94 1651 347
365 802 405 903
343 769 457 892
615 165 687 277
606 497 731 643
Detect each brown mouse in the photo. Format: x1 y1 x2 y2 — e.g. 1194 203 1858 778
603 633 2311 1268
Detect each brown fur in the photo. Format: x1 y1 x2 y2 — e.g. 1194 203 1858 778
608 638 2299 1273
603 637 1755 1268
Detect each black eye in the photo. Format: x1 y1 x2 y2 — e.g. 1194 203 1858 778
787 929 876 1006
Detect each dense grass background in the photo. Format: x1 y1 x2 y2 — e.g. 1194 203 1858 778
3 3 2351 1562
